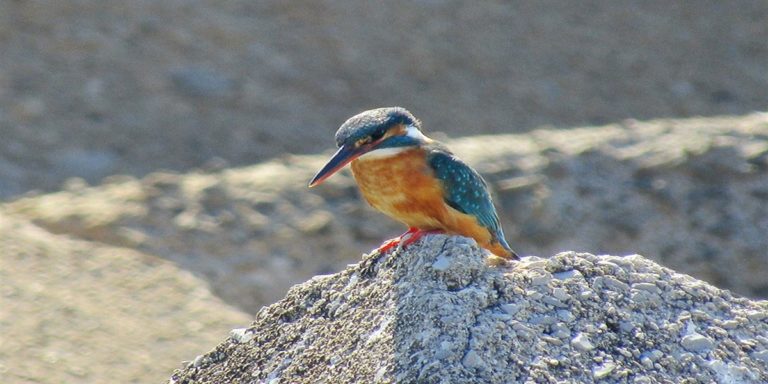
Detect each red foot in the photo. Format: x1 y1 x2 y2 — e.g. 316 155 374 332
400 228 444 247
375 227 417 253
375 227 444 253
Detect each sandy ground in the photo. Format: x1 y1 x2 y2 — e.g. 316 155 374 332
0 214 250 383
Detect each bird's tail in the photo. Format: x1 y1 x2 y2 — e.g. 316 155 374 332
490 236 519 260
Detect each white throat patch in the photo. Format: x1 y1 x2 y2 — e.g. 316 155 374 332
357 146 409 160
405 125 428 141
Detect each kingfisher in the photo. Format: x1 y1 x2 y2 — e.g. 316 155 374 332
309 107 518 260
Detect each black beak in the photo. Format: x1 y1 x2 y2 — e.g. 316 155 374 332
308 144 367 187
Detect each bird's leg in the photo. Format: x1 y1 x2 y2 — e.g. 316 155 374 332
376 227 420 253
377 227 419 253
400 228 444 248
376 227 447 254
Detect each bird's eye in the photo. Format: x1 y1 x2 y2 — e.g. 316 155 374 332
370 131 385 142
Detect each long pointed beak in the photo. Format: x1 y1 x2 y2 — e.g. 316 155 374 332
308 144 365 187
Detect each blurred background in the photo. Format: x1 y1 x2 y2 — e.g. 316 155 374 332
1 1 767 383
1 2 767 196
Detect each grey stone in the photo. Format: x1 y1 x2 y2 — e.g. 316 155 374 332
753 350 768 363
500 303 522 316
229 328 254 344
556 309 576 323
594 275 630 292
572 333 595 352
431 254 451 271
462 350 485 370
551 287 571 301
592 362 616 379
746 310 767 321
552 269 582 281
632 282 660 293
681 333 715 353
530 273 552 286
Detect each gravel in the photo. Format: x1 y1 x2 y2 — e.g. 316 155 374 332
169 235 768 383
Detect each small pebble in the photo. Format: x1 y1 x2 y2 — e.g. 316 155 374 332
230 328 254 343
753 350 768 363
572 333 595 351
531 273 552 286
632 282 659 293
552 287 571 301
501 303 522 316
462 350 484 369
681 334 714 352
553 269 582 280
431 255 451 271
746 310 767 321
593 362 616 379
557 309 576 322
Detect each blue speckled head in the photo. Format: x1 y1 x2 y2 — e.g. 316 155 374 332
309 107 424 187
335 107 420 147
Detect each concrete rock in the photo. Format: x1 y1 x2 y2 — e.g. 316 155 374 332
169 236 768 383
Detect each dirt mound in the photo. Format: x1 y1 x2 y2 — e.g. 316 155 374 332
0 214 249 384
6 113 767 316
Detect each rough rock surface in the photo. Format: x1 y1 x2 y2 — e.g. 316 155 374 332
170 235 768 383
5 113 767 314
2 1 767 197
0 213 250 384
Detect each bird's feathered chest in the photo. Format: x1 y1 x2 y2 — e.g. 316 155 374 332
350 148 447 226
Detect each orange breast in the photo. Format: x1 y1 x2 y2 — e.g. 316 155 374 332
351 148 447 229
349 149 496 253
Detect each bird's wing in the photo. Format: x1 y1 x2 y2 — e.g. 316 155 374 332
426 146 503 238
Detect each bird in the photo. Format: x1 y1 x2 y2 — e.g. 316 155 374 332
308 107 518 260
